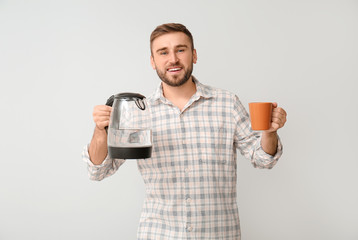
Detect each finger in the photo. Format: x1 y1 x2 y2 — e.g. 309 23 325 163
271 117 285 128
94 116 111 123
94 105 112 112
96 122 110 130
93 106 112 117
270 122 280 131
93 110 111 117
273 112 287 123
272 118 285 128
271 111 285 121
97 119 110 126
271 116 282 124
272 109 287 120
99 120 110 126
273 107 287 117
272 113 286 123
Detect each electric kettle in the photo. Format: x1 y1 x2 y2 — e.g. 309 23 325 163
106 93 152 159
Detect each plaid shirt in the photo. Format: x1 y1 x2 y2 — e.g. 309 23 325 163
82 77 283 239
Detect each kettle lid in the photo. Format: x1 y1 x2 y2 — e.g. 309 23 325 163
114 92 145 100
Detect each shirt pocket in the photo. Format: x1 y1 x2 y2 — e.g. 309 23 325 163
196 124 236 178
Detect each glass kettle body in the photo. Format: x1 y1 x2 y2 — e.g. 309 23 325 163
107 93 152 159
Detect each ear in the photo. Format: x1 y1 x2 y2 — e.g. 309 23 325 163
150 55 156 70
193 49 197 64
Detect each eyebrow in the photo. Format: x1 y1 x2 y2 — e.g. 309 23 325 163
176 44 189 49
155 44 189 53
156 47 168 53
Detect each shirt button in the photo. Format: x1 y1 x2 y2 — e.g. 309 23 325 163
182 139 186 144
185 168 190 173
186 223 193 232
186 197 192 204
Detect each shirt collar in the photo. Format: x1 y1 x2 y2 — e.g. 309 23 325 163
193 76 215 99
149 76 215 105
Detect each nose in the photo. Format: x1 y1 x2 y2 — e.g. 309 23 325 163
168 51 179 64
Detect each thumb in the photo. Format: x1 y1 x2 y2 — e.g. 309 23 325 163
272 102 278 108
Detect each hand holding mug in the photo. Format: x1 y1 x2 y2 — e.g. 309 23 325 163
249 102 287 132
266 102 287 133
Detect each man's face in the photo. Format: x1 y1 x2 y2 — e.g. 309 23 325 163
150 32 197 87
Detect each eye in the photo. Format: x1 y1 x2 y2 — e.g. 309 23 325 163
178 49 185 53
160 51 168 55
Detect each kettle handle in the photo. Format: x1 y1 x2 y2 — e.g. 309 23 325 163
135 99 146 110
104 95 114 132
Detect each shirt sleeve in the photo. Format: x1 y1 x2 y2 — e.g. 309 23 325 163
232 95 283 169
82 144 126 181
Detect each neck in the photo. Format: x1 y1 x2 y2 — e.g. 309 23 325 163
162 76 197 110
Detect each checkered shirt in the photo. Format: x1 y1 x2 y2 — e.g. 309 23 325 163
82 77 283 239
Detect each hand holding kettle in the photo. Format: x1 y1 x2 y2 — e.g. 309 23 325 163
89 104 112 165
92 105 112 130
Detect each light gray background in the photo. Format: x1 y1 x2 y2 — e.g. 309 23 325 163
0 0 357 239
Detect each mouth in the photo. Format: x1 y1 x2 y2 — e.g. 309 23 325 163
167 67 183 73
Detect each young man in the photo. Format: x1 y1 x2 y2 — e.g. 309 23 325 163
83 23 287 239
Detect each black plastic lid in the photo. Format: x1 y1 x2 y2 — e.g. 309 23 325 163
114 92 145 100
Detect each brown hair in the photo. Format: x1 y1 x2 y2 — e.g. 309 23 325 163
150 23 194 54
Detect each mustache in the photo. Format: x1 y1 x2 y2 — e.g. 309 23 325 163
166 64 183 69
167 60 182 67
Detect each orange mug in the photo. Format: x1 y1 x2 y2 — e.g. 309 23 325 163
249 102 272 130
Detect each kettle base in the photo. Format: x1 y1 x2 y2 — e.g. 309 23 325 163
108 146 152 159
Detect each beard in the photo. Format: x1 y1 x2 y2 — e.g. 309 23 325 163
155 62 194 87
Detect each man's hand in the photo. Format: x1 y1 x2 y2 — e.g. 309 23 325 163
265 102 287 133
93 105 112 130
261 102 287 156
89 105 112 165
